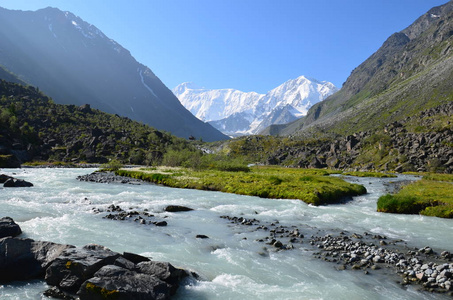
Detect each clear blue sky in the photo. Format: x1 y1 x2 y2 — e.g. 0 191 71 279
0 0 448 93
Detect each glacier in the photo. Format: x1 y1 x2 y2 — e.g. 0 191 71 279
173 76 338 136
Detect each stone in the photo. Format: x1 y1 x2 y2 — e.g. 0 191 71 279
77 265 170 300
0 174 13 183
3 178 33 187
0 237 73 282
45 244 121 292
154 221 168 227
137 261 189 295
43 286 75 300
0 216 22 238
164 205 193 213
196 235 209 239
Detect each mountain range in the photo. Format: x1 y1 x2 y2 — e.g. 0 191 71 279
173 76 337 136
0 7 227 142
265 1 453 138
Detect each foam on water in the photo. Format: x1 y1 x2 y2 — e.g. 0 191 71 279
0 168 452 299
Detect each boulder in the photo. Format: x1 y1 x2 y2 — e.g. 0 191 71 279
78 265 170 300
0 237 74 282
3 178 33 187
45 244 121 292
164 205 193 213
0 216 22 238
0 174 13 183
137 261 189 295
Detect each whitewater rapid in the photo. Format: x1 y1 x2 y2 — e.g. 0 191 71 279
0 168 452 299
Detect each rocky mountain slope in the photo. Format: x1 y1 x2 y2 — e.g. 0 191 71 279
0 80 198 167
266 1 453 137
221 101 453 173
0 7 227 142
173 76 337 136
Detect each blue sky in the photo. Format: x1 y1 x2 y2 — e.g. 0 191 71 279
0 0 448 93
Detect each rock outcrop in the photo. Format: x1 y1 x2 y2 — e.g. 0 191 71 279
0 216 22 238
0 237 74 281
0 217 192 299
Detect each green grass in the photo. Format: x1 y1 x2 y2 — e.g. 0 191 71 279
342 171 397 178
116 166 366 206
377 175 453 218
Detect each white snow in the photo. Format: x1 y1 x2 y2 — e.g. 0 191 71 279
48 23 57 38
139 69 158 98
173 76 338 136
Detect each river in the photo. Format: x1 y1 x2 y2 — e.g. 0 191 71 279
0 168 452 299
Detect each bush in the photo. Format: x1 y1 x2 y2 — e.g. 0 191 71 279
101 159 123 171
377 194 424 214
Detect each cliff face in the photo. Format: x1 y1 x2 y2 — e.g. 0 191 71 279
269 2 453 137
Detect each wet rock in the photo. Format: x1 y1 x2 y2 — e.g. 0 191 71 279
137 261 189 295
0 237 74 282
154 221 168 227
43 286 76 300
196 235 209 239
0 216 22 238
45 244 121 292
164 205 193 213
77 172 144 185
78 265 171 300
3 177 33 187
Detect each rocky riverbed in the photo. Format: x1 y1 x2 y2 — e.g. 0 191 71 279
77 171 147 185
80 170 453 296
92 198 453 296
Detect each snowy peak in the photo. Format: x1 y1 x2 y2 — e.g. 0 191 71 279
173 76 338 136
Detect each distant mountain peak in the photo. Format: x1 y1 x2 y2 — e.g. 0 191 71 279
173 76 337 136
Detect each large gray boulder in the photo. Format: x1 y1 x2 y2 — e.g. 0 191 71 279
46 244 191 299
45 244 121 292
0 217 22 238
3 177 33 187
78 265 170 300
0 237 74 282
137 261 189 295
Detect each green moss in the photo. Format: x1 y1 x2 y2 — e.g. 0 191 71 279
85 282 120 300
377 179 453 218
116 166 366 206
65 261 78 269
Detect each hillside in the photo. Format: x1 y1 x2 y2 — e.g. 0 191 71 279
0 7 227 142
174 76 336 136
266 1 453 137
221 101 453 173
0 80 197 167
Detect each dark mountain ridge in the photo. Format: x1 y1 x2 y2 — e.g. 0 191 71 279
0 6 227 142
0 79 198 167
266 1 453 137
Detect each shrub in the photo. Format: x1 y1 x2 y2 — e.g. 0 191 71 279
101 159 123 171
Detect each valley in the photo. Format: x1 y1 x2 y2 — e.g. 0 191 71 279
0 1 452 299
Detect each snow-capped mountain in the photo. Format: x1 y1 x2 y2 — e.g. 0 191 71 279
173 76 338 136
0 7 227 141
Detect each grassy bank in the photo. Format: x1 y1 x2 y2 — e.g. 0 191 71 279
377 174 453 218
115 166 367 206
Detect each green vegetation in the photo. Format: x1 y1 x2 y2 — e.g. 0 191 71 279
84 282 119 300
377 174 453 218
342 171 397 178
0 79 200 165
116 166 366 206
